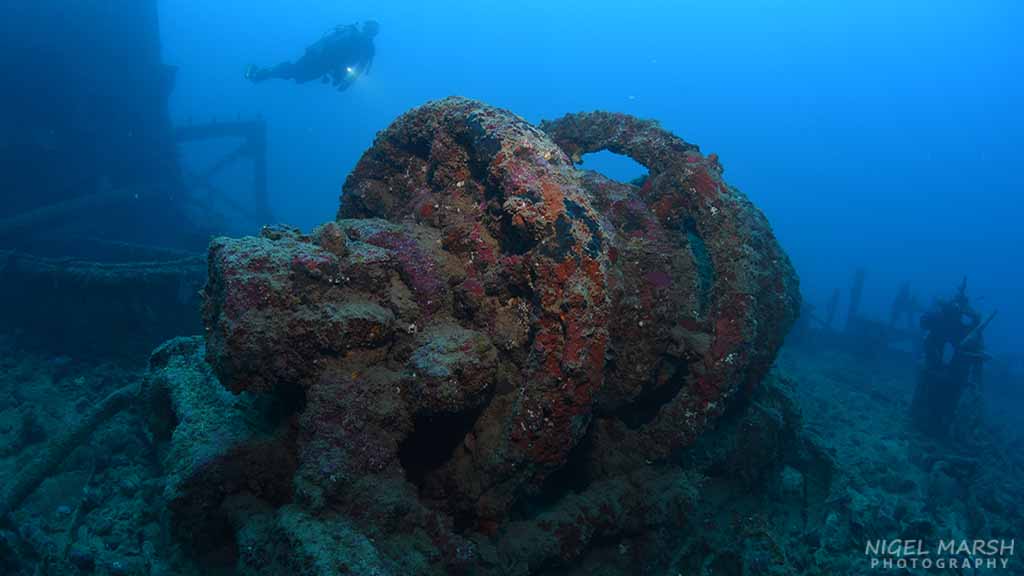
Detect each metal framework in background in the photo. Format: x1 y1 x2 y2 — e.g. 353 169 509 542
174 118 273 226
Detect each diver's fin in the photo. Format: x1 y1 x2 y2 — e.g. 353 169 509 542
245 65 257 81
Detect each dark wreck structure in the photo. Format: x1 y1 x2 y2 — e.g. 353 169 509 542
0 1 199 358
141 97 801 574
0 1 268 359
911 279 996 440
0 1 187 251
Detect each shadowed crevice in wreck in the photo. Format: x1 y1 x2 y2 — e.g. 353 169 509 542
398 405 486 489
683 217 715 315
262 381 308 431
493 206 540 255
512 425 597 522
612 357 689 430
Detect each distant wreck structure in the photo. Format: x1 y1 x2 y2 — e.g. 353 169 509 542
0 1 268 358
911 279 996 440
792 269 924 360
149 97 800 574
0 1 188 252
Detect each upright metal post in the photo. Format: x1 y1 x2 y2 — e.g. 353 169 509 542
846 268 865 332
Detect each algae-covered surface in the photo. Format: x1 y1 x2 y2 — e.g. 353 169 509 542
2 329 1021 575
3 1 1020 574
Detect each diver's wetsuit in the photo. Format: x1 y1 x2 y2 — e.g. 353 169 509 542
247 21 378 91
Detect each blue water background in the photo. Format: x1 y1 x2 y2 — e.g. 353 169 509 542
160 0 1023 353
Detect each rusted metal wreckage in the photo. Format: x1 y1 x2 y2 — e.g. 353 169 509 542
174 118 273 226
146 97 800 574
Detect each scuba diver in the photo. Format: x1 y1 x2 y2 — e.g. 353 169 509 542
246 20 379 91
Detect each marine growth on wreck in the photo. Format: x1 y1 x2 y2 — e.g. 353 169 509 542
175 97 799 574
2 3 1022 576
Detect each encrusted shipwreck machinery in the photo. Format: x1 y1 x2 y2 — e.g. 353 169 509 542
148 97 799 574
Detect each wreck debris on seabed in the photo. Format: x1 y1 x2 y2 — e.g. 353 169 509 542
0 98 1021 576
911 278 997 442
183 96 799 574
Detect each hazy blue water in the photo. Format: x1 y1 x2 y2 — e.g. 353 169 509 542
161 0 1023 354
